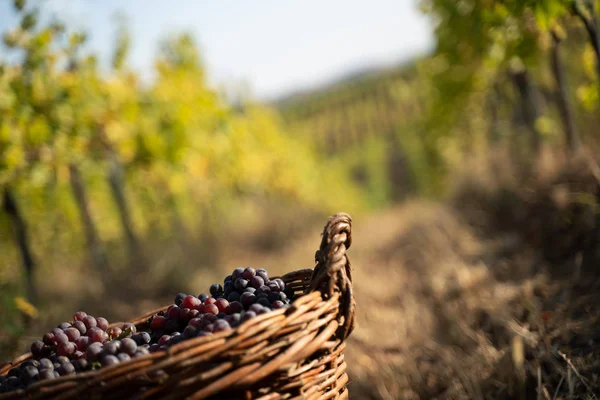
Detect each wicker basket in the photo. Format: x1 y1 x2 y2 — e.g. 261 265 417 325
0 212 355 399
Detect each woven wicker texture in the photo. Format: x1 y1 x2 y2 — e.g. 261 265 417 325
0 212 354 400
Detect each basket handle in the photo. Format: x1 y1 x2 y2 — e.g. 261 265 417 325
307 212 355 341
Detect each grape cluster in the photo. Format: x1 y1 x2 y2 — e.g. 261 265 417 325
0 312 144 394
0 267 294 393
146 267 293 348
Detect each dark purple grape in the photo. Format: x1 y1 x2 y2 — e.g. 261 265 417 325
30 340 45 358
250 276 264 289
224 275 232 283
257 285 271 295
267 281 280 292
234 278 248 291
198 293 209 303
267 293 279 303
54 332 69 345
6 376 20 387
224 281 233 294
72 321 86 335
39 358 53 371
73 351 85 360
217 312 227 319
213 320 231 332
101 355 119 367
86 342 103 361
7 368 19 377
210 283 223 296
21 359 40 369
136 347 150 356
204 314 218 323
241 311 257 322
120 338 137 356
257 307 271 315
82 316 97 330
242 267 256 280
138 332 151 345
227 291 241 302
183 326 198 338
65 327 81 342
57 362 75 376
165 319 180 333
58 322 71 330
73 359 89 372
39 369 55 380
96 317 109 331
53 362 61 370
256 293 268 300
158 335 171 346
272 300 285 309
203 324 214 333
231 268 244 280
240 292 256 308
102 341 118 355
20 366 39 385
73 311 87 321
257 298 271 308
278 292 288 301
244 287 256 294
256 269 269 282
174 293 187 306
248 304 264 314
225 313 242 327
117 353 131 362
149 343 160 353
273 278 285 291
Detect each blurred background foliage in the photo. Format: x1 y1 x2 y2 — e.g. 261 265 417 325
3 0 600 361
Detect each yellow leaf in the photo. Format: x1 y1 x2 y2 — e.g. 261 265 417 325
14 297 39 319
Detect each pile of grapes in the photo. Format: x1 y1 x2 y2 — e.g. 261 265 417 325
0 267 293 394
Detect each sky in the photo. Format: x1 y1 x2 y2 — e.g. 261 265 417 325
0 0 435 101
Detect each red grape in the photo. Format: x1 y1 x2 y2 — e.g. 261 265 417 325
226 301 243 314
96 317 109 331
151 315 167 330
167 306 181 320
73 311 87 321
204 304 219 315
242 267 256 280
215 298 229 313
88 327 107 343
65 327 81 342
72 321 86 335
75 336 90 351
204 297 217 306
82 316 97 330
57 342 75 357
272 300 285 309
107 327 122 339
181 295 201 310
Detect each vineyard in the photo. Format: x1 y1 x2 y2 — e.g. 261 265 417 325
4 0 600 398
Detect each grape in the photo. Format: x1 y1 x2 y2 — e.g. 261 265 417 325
137 332 151 345
58 322 71 330
257 285 271 295
102 342 118 355
257 298 271 308
250 276 264 289
110 339 122 352
75 336 90 351
256 269 269 282
210 283 223 297
225 313 242 326
224 281 233 294
241 311 257 322
120 338 137 356
181 295 201 310
6 376 19 387
149 344 159 352
278 292 288 302
213 320 231 332
151 315 167 330
242 267 256 280
267 282 280 292
189 309 200 318
174 293 187 306
248 304 264 314
54 332 69 345
39 358 53 371
86 343 103 361
73 351 86 360
267 293 279 303
107 326 123 339
203 324 214 333
227 291 241 302
21 360 40 369
73 359 89 372
39 369 55 380
57 362 75 376
198 293 209 303
51 328 64 337
231 268 244 280
204 304 219 315
136 347 150 356
272 300 285 309
20 366 39 385
122 322 136 334
158 335 171 346
224 275 232 283
96 317 109 331
257 307 271 315
240 292 257 307
244 287 256 294
215 298 229 313
43 332 55 346
183 326 198 338
101 355 119 367
73 311 87 322
65 327 81 342
273 279 285 291
72 321 87 335
57 342 76 357
217 312 227 319
204 297 217 305
167 305 181 320
179 308 193 322
234 278 248 291
188 318 203 329
88 327 107 343
117 353 131 362
165 319 180 333
82 316 97 330
30 340 44 357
